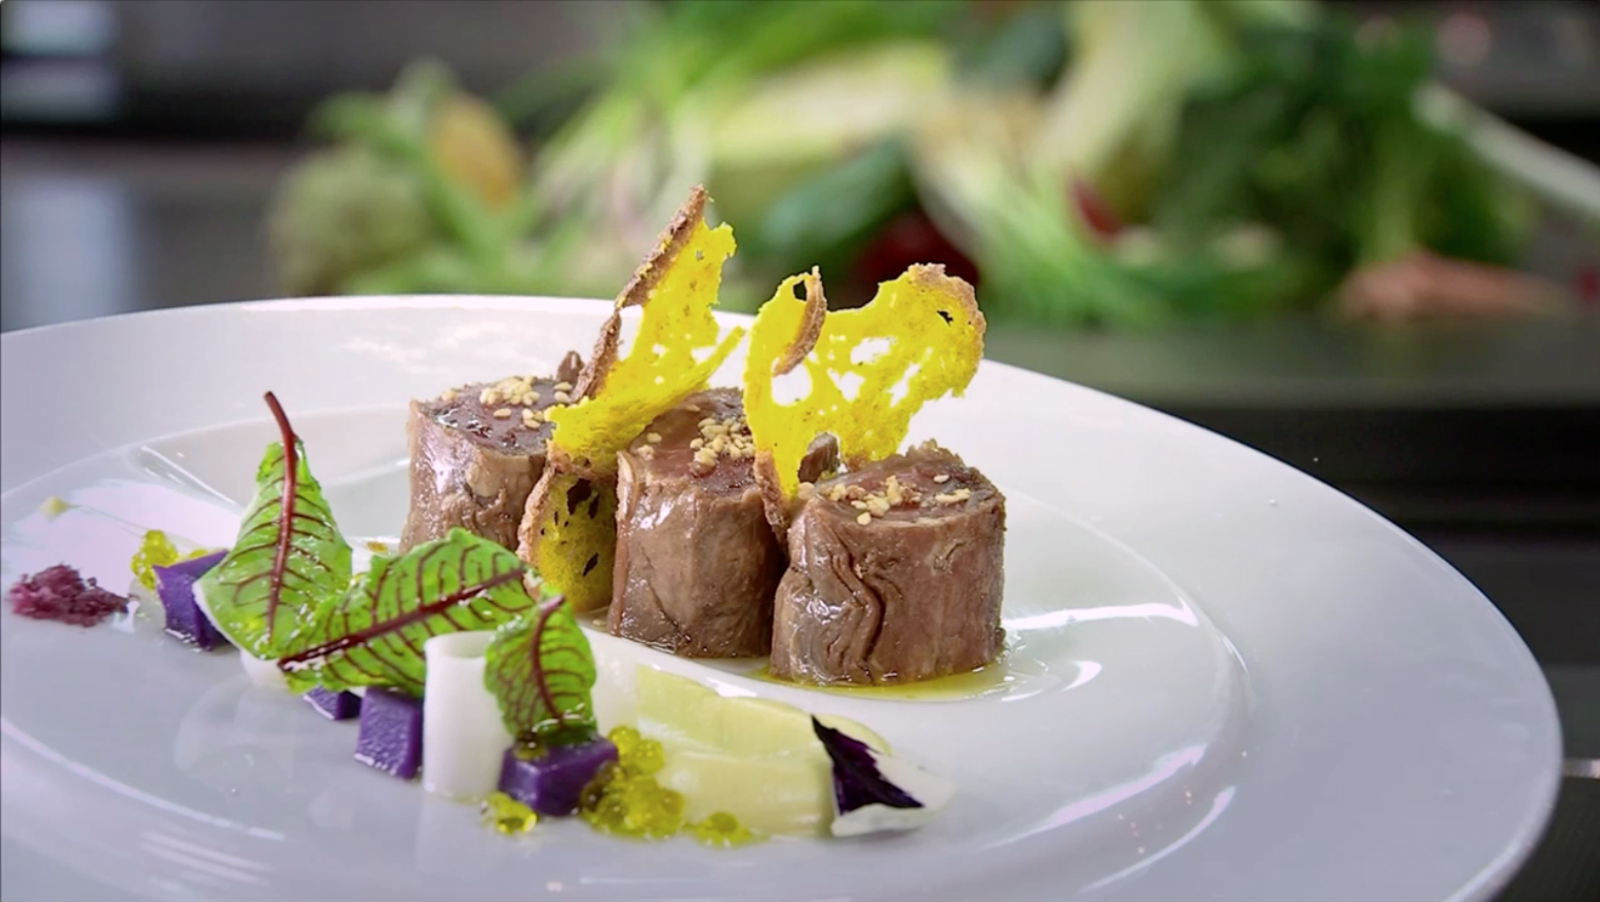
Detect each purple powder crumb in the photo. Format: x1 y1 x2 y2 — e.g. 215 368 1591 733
7 564 128 627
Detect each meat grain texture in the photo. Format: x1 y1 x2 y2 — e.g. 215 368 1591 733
610 388 837 657
771 442 1005 684
399 354 583 551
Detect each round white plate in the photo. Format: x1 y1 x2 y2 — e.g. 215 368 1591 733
0 297 1561 902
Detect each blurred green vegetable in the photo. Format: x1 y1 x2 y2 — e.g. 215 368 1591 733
909 3 1530 326
269 60 563 297
264 0 1545 327
1151 18 1532 289
267 147 434 297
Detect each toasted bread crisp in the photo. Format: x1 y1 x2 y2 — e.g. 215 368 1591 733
519 185 742 611
743 264 985 510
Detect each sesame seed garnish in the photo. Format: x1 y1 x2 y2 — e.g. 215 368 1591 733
493 408 512 419
797 482 816 501
646 432 662 444
553 391 572 404
932 474 951 484
856 512 872 525
933 487 972 505
829 472 921 521
677 413 755 472
479 374 540 408
636 445 656 461
553 382 573 393
883 475 905 505
440 388 458 402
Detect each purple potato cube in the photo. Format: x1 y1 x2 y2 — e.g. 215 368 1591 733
304 687 362 721
354 688 423 779
152 551 230 650
497 738 618 817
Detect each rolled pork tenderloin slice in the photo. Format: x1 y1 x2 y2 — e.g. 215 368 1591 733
609 388 838 657
770 441 1005 685
399 353 583 552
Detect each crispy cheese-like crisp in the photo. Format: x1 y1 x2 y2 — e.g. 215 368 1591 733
520 185 742 611
516 470 618 612
744 264 985 505
545 189 743 476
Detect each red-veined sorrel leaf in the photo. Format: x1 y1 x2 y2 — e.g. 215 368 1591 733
279 528 539 697
196 392 352 658
483 595 597 744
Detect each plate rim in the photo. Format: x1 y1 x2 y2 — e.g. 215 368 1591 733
0 295 1565 902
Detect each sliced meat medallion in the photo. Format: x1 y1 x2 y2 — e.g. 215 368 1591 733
770 441 1005 685
610 388 837 657
399 355 583 552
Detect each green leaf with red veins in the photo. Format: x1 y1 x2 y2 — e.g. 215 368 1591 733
278 528 541 697
196 393 353 659
483 595 597 745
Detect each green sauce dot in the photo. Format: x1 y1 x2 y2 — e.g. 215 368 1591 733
481 792 538 835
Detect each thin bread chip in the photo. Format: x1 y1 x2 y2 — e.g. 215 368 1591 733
743 263 985 506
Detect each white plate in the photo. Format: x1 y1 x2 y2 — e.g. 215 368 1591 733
0 297 1561 902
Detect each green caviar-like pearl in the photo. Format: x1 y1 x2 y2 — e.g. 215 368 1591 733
608 726 641 758
626 738 664 777
580 748 685 841
130 530 181 590
481 792 538 835
692 811 761 848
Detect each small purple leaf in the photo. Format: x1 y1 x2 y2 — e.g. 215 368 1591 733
812 717 923 814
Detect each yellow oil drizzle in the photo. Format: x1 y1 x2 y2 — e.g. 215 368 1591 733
749 658 1013 702
581 610 1020 701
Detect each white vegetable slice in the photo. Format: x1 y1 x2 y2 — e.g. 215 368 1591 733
421 632 512 799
